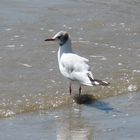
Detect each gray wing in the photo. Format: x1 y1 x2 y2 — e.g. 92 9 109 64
60 53 94 85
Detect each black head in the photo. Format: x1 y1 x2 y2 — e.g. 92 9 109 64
45 31 69 46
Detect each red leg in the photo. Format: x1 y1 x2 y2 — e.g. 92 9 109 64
69 83 72 95
79 86 82 96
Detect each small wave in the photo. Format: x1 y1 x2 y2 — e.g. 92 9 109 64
90 55 107 61
0 94 74 118
0 72 139 118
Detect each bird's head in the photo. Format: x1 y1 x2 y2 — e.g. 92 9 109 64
45 31 69 46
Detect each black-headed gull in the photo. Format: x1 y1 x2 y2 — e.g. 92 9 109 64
45 31 110 96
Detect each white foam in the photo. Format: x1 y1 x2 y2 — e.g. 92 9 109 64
5 28 12 31
63 24 66 28
118 47 122 50
111 23 116 27
125 28 131 31
118 63 123 66
101 57 107 61
20 44 24 47
120 22 125 28
48 29 54 32
94 43 99 45
110 45 116 49
68 27 72 29
90 55 107 61
78 37 83 41
90 55 104 58
6 45 16 48
77 40 90 44
18 63 32 68
128 84 137 92
127 48 132 51
14 35 20 38
51 80 56 83
112 114 117 117
4 110 15 117
49 69 53 72
125 114 129 116
10 38 14 41
133 33 137 36
133 70 140 73
40 28 44 31
103 43 109 47
51 50 56 53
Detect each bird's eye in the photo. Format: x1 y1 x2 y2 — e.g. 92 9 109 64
57 36 61 39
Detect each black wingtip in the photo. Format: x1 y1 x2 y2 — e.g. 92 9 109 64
93 79 110 86
87 73 110 86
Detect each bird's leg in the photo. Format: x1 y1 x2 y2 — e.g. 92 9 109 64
79 86 82 96
69 83 72 95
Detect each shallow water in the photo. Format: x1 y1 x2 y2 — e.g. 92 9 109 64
0 0 140 118
1 93 140 140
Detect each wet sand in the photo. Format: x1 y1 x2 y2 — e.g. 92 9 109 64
0 93 140 140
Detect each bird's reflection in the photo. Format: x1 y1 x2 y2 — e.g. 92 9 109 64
56 104 94 140
55 94 119 140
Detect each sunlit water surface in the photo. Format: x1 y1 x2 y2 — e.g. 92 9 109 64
0 0 139 118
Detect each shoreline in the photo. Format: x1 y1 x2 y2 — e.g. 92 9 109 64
0 92 140 140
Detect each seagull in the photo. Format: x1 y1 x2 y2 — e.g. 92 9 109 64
45 31 110 96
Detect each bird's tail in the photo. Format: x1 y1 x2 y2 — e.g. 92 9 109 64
87 74 110 86
92 79 110 86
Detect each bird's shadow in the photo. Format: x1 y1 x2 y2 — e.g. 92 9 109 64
73 94 120 113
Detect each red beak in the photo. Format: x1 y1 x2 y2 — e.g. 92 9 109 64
44 38 55 41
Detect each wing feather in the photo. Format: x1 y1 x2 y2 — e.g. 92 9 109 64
59 53 94 85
